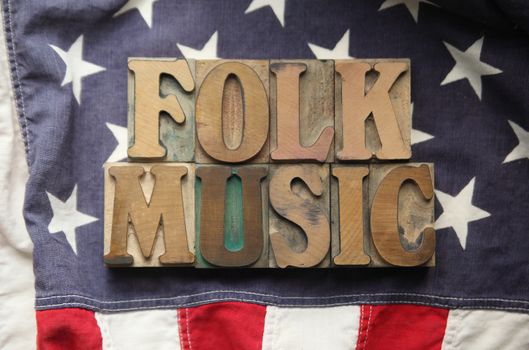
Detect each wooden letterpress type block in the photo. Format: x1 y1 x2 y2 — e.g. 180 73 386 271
335 59 411 161
331 165 371 266
195 60 270 164
104 163 195 267
270 60 334 163
368 163 435 267
195 164 269 267
269 164 331 268
128 58 196 161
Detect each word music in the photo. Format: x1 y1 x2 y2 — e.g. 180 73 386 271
103 58 435 269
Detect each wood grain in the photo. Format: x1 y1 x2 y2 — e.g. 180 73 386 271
127 58 195 161
103 163 195 267
369 163 435 267
269 164 331 268
270 60 334 163
335 59 411 161
195 60 270 163
195 165 269 267
331 165 371 266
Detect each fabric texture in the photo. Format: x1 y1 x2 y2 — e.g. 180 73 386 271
441 309 529 350
35 302 529 350
0 4 36 350
37 308 103 350
4 0 529 348
356 305 449 350
178 302 266 350
95 310 182 350
262 305 360 350
4 0 529 312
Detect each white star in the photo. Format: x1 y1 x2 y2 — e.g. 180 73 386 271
49 35 106 105
503 120 529 164
113 0 158 28
378 0 437 23
441 37 502 100
435 178 491 250
412 129 434 145
47 185 98 255
245 0 286 27
410 103 434 145
308 29 352 59
105 122 128 163
176 31 219 59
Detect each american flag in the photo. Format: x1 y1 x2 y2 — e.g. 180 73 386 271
3 0 529 348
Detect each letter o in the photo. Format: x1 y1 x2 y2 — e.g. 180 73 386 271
196 62 269 163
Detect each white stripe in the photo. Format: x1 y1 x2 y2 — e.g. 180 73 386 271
442 309 529 350
261 306 360 350
0 2 36 350
95 310 181 350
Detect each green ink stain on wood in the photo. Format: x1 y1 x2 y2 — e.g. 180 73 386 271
195 169 245 266
194 177 209 267
224 172 244 252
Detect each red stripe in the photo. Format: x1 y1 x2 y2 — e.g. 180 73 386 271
178 302 266 350
36 308 102 350
356 304 449 350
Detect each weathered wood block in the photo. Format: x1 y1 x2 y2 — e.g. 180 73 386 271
103 162 195 267
127 58 196 162
195 60 270 164
195 164 269 267
269 164 331 268
330 165 371 266
368 163 435 267
270 60 335 163
335 59 411 161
